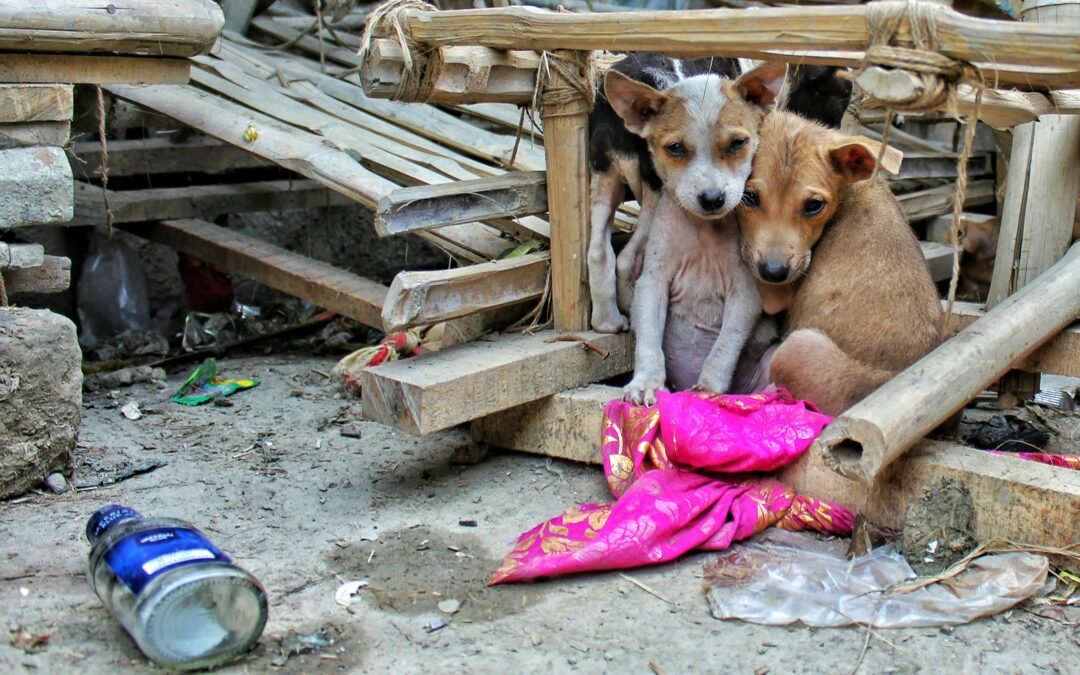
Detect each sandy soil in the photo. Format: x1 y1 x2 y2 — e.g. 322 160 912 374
2 354 1076 674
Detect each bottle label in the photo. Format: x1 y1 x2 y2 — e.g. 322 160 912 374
105 527 232 594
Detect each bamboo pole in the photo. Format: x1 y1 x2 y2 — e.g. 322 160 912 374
0 0 224 57
817 241 1080 485
393 5 1080 81
541 50 591 332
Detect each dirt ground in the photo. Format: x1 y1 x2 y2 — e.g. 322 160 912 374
2 353 1077 674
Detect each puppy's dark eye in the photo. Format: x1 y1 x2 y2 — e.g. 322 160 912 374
726 137 749 154
665 142 688 158
803 198 826 216
741 191 760 208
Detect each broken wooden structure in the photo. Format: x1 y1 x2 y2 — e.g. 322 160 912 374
46 1 1080 549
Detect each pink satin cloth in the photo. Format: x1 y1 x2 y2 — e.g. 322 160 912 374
490 389 854 584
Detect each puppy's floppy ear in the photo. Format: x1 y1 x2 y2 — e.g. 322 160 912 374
734 61 788 110
828 136 904 182
604 70 665 137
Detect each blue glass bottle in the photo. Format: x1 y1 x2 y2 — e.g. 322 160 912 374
86 505 268 670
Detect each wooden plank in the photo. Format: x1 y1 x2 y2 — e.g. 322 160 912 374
542 50 591 332
375 171 547 237
947 301 1080 378
4 255 70 295
186 55 516 260
105 83 396 209
895 153 992 182
0 121 70 149
472 384 1080 549
395 6 1080 78
0 54 191 84
0 242 45 270
0 146 73 228
0 0 223 57
898 179 996 222
360 329 633 435
68 137 270 178
382 252 549 332
920 240 953 282
360 37 540 104
134 219 387 330
926 212 998 244
0 84 72 122
69 179 353 228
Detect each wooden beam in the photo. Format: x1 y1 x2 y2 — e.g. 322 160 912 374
0 243 45 270
133 219 387 330
382 252 548 332
68 137 270 178
0 122 70 149
898 179 995 222
894 153 992 182
375 171 547 237
0 146 73 228
394 6 1080 82
4 255 70 295
472 384 1080 549
542 51 591 332
360 329 632 435
360 37 540 104
0 54 191 85
920 240 954 282
0 84 72 123
0 0 224 57
69 179 353 228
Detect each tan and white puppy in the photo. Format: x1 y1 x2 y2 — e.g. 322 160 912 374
605 62 788 405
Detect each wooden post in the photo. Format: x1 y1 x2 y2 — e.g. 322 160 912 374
986 0 1080 406
541 50 591 332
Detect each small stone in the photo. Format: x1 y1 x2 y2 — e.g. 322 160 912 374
43 472 69 495
340 423 363 438
120 401 141 420
437 598 461 615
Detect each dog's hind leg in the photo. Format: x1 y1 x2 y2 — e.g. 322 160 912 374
769 328 894 416
615 185 658 314
588 168 630 333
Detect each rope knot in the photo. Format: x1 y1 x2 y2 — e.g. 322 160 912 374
534 50 598 118
357 0 443 102
856 0 972 112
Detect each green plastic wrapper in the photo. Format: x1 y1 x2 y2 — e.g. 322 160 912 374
171 358 259 406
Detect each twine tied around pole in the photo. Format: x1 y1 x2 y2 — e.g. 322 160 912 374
357 0 444 102
853 0 985 338
532 49 598 118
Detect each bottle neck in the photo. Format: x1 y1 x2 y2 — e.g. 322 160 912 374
86 505 142 544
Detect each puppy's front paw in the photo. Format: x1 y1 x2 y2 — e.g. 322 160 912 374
623 371 666 406
695 372 730 395
591 307 630 334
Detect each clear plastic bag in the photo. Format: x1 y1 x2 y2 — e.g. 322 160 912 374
76 234 151 350
705 530 1052 628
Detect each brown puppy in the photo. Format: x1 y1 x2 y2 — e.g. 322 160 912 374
736 110 943 416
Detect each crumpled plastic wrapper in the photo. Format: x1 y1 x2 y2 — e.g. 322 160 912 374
705 530 1052 628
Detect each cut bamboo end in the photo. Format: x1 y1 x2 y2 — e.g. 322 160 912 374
814 417 888 485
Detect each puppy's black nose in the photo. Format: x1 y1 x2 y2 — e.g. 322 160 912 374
697 190 726 213
758 260 790 283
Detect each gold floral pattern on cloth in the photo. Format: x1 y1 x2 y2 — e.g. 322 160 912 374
490 389 854 585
